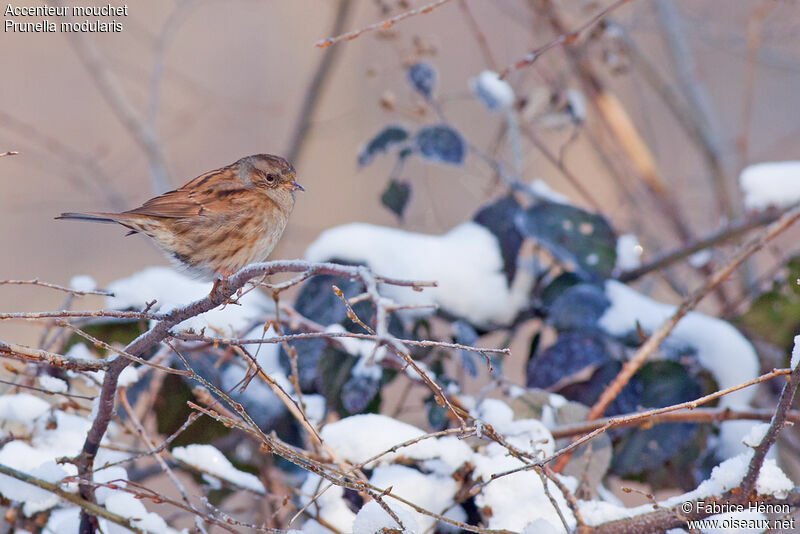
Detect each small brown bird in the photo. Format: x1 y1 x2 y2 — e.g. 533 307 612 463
58 154 303 280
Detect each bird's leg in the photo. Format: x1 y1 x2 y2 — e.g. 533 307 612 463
210 269 233 298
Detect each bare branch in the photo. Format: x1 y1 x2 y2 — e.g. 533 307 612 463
0 463 145 533
618 206 787 282
740 361 800 497
315 0 453 48
0 339 108 371
500 0 636 79
587 202 800 422
0 279 112 297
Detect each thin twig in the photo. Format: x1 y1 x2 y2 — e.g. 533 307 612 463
0 463 145 533
0 340 108 371
315 0 453 48
550 406 800 439
500 0 635 79
587 202 800 422
0 279 112 297
740 361 800 497
618 206 786 282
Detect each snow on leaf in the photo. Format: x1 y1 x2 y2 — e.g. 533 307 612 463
739 161 800 210
469 70 514 112
172 444 264 493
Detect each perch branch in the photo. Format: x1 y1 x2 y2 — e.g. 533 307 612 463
70 260 436 532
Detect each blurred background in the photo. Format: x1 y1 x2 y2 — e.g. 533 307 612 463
2 0 800 344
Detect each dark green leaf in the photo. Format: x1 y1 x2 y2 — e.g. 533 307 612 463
473 195 524 284
453 320 479 377
735 255 800 351
547 283 609 332
515 201 617 281
342 373 381 414
540 272 582 307
381 179 411 218
527 330 615 391
358 125 409 167
611 361 702 476
415 125 466 165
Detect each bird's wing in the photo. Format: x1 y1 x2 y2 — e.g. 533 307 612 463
124 166 249 219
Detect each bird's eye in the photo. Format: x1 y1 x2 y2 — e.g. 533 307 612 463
265 173 277 184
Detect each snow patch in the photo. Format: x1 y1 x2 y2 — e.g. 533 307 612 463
172 444 264 493
305 222 532 326
739 161 800 210
469 70 514 112
106 266 269 334
599 280 759 458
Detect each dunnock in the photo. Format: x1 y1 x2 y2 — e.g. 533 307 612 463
57 154 303 280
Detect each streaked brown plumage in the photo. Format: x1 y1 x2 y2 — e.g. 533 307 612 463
57 154 303 280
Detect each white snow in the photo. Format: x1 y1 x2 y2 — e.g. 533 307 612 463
581 451 794 526
0 393 50 427
522 519 563 534
352 499 420 534
69 274 97 292
739 161 800 210
171 444 264 493
0 445 68 515
38 374 68 393
689 249 712 269
106 266 270 334
103 491 170 534
615 234 643 271
117 365 140 387
530 179 570 204
66 342 93 361
599 280 759 458
791 335 800 369
300 474 357 534
369 464 456 532
472 446 577 531
473 398 555 457
320 414 473 471
564 88 587 122
45 506 81 534
469 70 515 112
741 423 770 449
305 222 532 326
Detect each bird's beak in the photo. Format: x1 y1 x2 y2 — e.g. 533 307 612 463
290 180 305 192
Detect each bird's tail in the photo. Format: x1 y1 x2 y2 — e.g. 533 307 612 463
55 212 117 224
